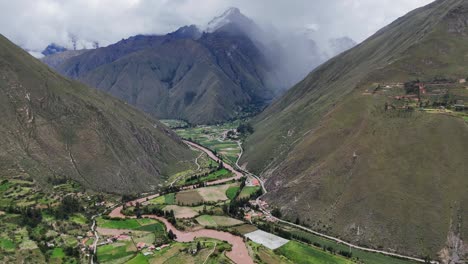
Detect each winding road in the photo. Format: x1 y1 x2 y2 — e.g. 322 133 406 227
102 141 254 264
95 139 438 264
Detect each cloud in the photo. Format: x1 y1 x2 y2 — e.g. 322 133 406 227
0 0 434 51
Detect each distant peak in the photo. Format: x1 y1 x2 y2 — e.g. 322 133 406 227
224 7 241 15
206 7 251 33
169 25 201 39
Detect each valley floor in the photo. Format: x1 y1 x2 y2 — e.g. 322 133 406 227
0 121 440 264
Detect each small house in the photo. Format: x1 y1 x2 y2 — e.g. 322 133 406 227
137 242 147 250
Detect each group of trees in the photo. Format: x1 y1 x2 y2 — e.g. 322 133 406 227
222 182 263 218
54 196 83 219
271 208 282 218
236 123 254 135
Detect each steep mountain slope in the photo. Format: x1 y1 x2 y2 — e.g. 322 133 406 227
41 49 88 69
0 34 196 194
241 0 468 260
44 11 281 124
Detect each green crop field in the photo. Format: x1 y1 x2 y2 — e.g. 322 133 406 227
276 241 354 264
286 227 417 264
70 214 88 225
148 193 175 205
127 253 149 264
238 186 260 199
184 169 232 185
135 223 165 235
0 238 15 251
97 243 135 263
196 215 244 227
97 218 141 229
226 186 240 199
50 247 65 259
97 217 161 230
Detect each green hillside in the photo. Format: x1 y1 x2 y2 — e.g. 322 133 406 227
48 24 280 125
0 34 196 194
241 0 468 261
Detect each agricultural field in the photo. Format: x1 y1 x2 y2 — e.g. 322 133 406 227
182 168 232 186
160 119 189 129
167 152 220 187
283 226 417 264
248 241 292 264
197 184 237 202
176 183 239 205
195 215 244 227
148 193 176 205
145 238 233 263
176 190 204 205
238 186 261 200
163 205 199 219
175 122 242 164
97 241 136 263
275 241 355 264
0 176 114 263
96 217 165 231
98 237 232 264
226 186 240 200
229 224 258 235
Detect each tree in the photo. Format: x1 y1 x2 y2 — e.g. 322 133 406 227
196 241 202 252
168 230 177 240
271 208 282 218
295 217 300 225
237 123 254 135
135 202 141 218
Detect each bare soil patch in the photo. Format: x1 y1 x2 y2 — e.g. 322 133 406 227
176 190 204 205
163 205 199 219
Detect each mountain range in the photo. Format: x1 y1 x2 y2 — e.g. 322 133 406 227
0 34 196 194
41 8 355 124
241 0 468 261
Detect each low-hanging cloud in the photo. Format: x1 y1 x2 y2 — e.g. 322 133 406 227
0 0 433 51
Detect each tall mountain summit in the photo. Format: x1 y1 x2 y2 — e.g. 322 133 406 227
0 34 196 194
42 8 354 125
242 0 468 261
206 7 255 33
42 9 283 124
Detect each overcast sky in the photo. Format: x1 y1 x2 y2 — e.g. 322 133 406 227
0 0 433 52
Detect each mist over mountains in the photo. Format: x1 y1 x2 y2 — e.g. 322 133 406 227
41 8 355 124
